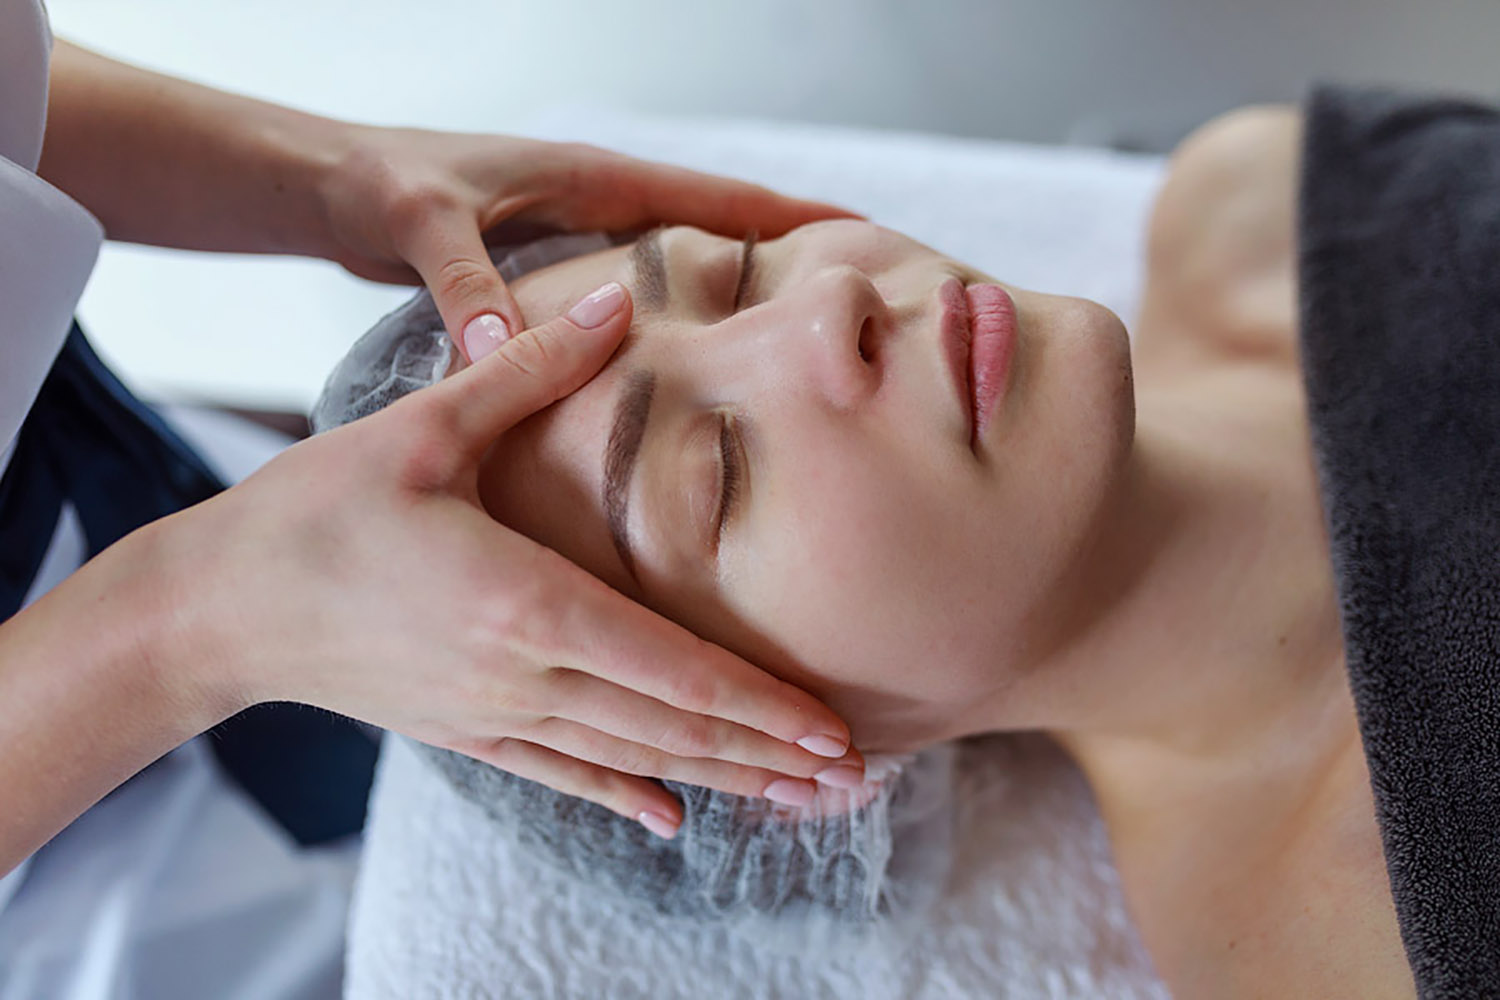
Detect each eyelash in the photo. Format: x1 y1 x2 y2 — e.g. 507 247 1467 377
716 413 742 541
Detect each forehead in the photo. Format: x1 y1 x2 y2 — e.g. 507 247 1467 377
508 242 636 326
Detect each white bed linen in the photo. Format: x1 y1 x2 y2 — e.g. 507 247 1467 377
346 108 1170 999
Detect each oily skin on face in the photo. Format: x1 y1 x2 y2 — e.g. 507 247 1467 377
473 220 1136 752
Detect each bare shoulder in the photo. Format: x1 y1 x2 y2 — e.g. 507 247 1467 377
1135 105 1304 373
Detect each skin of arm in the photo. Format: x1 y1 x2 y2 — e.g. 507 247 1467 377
38 40 353 259
0 522 237 877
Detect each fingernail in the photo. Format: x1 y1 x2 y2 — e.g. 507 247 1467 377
566 281 626 329
462 313 510 362
637 810 679 839
795 733 849 759
813 765 865 789
763 778 817 807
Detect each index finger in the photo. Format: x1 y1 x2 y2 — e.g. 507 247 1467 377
415 281 632 457
563 152 863 240
555 551 853 757
393 205 528 358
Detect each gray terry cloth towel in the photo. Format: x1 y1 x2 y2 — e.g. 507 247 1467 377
1298 83 1500 998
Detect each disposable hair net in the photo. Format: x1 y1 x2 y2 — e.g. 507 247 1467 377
310 233 615 433
311 232 959 951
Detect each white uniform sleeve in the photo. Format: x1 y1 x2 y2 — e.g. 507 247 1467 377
0 0 50 173
0 0 104 477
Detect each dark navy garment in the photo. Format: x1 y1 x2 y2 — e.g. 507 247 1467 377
0 322 376 846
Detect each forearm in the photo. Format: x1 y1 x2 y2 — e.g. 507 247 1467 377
0 522 241 876
37 40 356 258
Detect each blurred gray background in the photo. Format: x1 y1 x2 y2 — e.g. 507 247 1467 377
45 0 1500 408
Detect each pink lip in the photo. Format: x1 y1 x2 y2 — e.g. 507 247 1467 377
966 283 1016 441
938 278 1017 448
938 279 974 444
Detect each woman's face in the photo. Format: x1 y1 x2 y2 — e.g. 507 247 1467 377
478 221 1134 749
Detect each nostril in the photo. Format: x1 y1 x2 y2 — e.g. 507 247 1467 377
857 316 876 363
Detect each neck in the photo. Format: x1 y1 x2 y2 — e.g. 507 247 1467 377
1006 369 1354 827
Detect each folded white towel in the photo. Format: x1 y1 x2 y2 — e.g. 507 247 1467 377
350 734 1164 999
345 108 1169 1000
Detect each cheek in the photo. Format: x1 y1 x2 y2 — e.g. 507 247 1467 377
1005 294 1135 571
476 381 634 593
720 438 1009 705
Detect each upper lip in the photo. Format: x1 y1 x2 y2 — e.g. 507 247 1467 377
937 277 974 448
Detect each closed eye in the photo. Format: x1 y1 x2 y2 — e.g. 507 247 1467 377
716 412 743 542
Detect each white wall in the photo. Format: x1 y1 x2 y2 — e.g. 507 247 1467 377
51 0 1499 150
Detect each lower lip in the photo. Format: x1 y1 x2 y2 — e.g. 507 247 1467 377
966 283 1017 441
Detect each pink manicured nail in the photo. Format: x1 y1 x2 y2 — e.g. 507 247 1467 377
763 778 817 807
638 810 679 839
462 313 510 362
813 765 865 789
566 282 626 329
796 734 849 758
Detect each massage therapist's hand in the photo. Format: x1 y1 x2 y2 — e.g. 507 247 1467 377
41 41 850 361
146 285 861 837
320 126 854 363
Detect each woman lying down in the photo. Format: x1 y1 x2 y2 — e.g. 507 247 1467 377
318 84 1500 999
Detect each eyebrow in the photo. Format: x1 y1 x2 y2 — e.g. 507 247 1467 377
733 231 758 311
604 228 755 579
603 369 656 581
630 227 669 311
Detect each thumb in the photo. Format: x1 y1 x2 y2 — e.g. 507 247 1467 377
431 281 633 453
407 216 527 363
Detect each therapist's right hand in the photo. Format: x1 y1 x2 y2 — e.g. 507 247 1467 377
154 281 860 838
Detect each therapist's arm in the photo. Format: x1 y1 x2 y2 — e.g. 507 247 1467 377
38 41 349 258
0 297 858 873
0 522 233 878
37 40 854 357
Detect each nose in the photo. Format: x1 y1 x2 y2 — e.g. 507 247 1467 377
736 265 892 411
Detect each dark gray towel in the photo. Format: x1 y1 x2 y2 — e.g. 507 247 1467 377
1298 83 1500 998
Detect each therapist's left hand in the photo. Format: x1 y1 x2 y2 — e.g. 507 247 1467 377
320 127 854 363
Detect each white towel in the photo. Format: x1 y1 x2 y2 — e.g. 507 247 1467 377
345 108 1170 999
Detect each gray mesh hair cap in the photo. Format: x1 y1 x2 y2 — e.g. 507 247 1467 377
309 232 614 434
311 232 959 951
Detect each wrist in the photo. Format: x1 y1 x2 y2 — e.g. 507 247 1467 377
252 109 365 259
101 515 255 732
0 513 245 871
312 121 420 268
